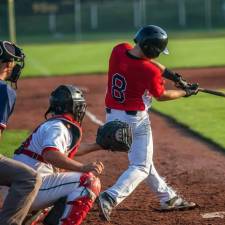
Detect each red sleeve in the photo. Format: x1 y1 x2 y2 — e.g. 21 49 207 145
145 63 165 98
41 147 60 156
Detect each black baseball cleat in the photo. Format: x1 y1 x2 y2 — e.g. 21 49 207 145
97 192 116 222
159 196 197 211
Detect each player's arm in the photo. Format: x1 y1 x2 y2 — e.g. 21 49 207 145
155 89 186 101
147 65 186 101
0 86 16 139
0 129 2 141
150 59 176 80
150 59 194 88
76 143 102 156
0 118 7 142
150 59 165 72
149 61 199 100
43 150 104 174
42 125 104 174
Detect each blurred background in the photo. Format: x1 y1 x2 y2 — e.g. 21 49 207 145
1 0 225 43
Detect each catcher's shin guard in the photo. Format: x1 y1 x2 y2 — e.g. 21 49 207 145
60 172 101 225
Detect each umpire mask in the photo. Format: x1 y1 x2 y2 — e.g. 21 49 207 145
0 41 25 88
45 85 87 124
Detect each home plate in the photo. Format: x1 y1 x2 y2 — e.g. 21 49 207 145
201 211 225 219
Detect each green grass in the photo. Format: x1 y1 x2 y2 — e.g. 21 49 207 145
24 41 112 76
152 92 225 149
22 37 225 77
0 130 29 157
160 37 225 68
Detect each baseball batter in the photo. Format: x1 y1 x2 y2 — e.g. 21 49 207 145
0 40 41 225
98 25 198 221
13 85 104 225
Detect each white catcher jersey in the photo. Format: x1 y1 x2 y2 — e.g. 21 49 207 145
14 119 72 176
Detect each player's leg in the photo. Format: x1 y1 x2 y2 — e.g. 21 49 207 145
31 172 100 225
0 155 41 225
146 132 196 211
98 111 151 220
59 172 101 225
145 131 177 203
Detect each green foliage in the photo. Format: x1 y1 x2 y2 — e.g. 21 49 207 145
21 37 225 77
152 92 225 149
0 130 29 157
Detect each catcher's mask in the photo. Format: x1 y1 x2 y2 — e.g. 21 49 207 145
134 25 169 58
0 40 25 88
45 85 87 124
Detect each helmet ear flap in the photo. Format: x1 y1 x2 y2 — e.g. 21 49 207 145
140 40 160 58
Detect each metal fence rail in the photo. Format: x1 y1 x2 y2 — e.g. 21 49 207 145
1 0 225 41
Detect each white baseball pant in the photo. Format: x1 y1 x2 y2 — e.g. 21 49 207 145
105 109 177 205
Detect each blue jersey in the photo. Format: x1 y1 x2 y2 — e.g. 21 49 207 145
0 80 16 130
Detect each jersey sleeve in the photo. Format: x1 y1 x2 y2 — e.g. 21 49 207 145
0 85 16 129
145 64 165 98
41 123 70 155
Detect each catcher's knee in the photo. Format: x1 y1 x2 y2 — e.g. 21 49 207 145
79 172 101 200
43 173 101 225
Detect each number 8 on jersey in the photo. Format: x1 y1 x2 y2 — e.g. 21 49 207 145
112 73 127 103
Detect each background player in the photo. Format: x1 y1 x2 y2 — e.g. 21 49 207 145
0 40 42 225
13 85 104 225
98 25 198 221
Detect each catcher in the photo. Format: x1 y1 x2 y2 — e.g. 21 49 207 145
12 84 131 225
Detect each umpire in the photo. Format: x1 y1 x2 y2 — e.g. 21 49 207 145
0 40 41 225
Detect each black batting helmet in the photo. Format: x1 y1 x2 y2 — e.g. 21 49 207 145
134 25 169 58
45 85 87 124
0 40 25 86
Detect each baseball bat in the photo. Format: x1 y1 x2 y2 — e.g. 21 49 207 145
198 88 225 97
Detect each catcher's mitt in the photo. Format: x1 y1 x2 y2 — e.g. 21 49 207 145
96 120 132 152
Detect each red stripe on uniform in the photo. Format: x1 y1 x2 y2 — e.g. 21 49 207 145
42 147 60 155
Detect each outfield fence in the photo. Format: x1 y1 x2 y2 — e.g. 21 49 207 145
1 0 225 42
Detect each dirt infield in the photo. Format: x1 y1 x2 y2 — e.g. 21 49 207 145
6 67 225 224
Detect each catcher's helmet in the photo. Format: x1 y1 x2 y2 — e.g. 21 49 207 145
0 40 25 86
45 85 87 124
134 25 169 58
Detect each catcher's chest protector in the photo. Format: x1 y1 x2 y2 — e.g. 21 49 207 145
53 115 82 159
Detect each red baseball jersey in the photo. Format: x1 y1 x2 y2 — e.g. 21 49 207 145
105 43 165 111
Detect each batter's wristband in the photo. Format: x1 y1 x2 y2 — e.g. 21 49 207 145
162 68 180 82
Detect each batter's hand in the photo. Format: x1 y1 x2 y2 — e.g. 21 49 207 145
184 83 199 97
82 161 104 174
